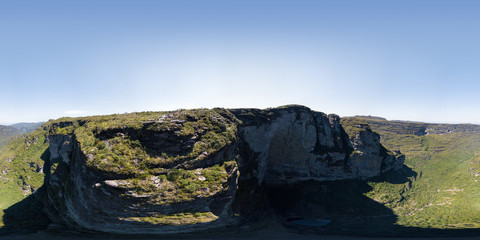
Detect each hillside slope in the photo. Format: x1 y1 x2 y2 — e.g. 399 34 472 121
10 122 43 134
0 129 49 230
0 126 20 149
342 117 480 230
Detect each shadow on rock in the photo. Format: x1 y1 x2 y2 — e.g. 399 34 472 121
267 179 399 236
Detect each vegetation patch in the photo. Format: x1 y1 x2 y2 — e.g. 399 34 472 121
63 108 239 176
123 212 218 225
0 128 49 228
114 161 236 204
344 117 480 229
0 125 21 149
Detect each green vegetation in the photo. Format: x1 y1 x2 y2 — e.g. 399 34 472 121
0 122 42 150
0 128 49 229
113 160 236 204
9 122 43 134
0 125 20 149
340 117 371 137
44 108 239 176
124 211 218 225
0 129 48 209
343 117 480 229
0 122 47 228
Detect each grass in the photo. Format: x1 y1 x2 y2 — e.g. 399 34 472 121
57 108 239 176
116 160 236 204
0 128 49 228
340 117 371 137
0 125 20 149
124 212 218 225
343 117 480 229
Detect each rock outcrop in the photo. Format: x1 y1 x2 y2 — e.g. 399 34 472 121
232 106 403 185
36 105 403 234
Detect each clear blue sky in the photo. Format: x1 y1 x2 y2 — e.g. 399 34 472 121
2 0 480 124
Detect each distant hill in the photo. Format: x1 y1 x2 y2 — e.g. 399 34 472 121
9 122 43 134
0 122 43 149
0 125 21 149
353 115 388 121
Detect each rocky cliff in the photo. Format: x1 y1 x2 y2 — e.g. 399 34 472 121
232 106 403 185
2 105 404 234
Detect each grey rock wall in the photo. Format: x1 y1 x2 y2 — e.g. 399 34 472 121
233 106 403 185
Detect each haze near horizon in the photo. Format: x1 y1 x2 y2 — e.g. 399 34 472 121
2 0 480 124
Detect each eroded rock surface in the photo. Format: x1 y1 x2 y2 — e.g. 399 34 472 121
232 106 403 185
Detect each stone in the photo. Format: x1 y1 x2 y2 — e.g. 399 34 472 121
232 106 403 185
103 180 119 188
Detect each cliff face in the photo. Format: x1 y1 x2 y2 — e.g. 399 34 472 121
45 133 239 234
232 106 403 185
37 106 403 234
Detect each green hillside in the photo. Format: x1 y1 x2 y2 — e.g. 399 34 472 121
0 122 47 230
0 122 43 149
0 128 49 229
0 126 20 149
342 117 480 230
10 122 43 134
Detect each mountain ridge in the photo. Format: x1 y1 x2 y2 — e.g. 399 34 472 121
9 122 44 134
